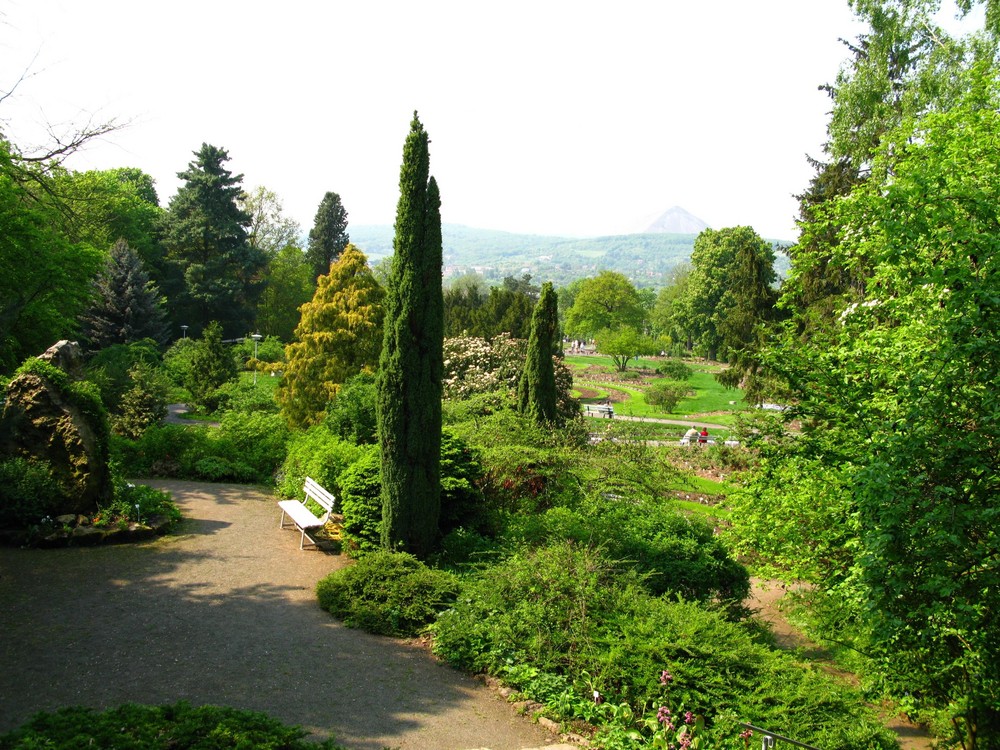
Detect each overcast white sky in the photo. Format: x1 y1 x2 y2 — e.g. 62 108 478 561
0 1 974 241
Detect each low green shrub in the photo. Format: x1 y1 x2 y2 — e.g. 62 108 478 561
644 381 690 411
430 542 897 748
324 372 378 444
277 426 363 498
656 359 693 380
316 551 459 637
337 447 382 554
217 411 289 480
213 377 281 415
98 472 181 529
0 457 60 527
0 702 346 749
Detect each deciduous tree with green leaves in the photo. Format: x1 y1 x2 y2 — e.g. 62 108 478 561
563 271 644 341
731 71 1000 748
277 245 384 430
377 113 444 559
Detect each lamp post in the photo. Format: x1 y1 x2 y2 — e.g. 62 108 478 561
181 325 188 339
251 333 262 385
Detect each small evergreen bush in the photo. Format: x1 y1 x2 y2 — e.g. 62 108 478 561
337 447 382 554
324 372 377 444
644 381 690 411
316 551 459 637
0 702 347 749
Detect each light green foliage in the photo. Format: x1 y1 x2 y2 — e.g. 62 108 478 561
239 185 301 258
0 154 105 373
563 271 645 340
113 361 170 439
749 74 1000 744
684 226 776 362
277 427 364 500
643 381 689 412
305 191 350 281
430 542 895 748
594 327 659 372
185 322 237 412
277 245 384 430
255 245 314 342
85 339 162 409
377 113 444 558
160 143 266 338
215 411 289 481
315 550 458 637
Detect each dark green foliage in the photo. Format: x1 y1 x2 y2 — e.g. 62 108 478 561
655 359 692 380
315 550 458 637
277 427 364 500
113 361 170 439
85 339 162 409
337 447 383 554
0 457 60 527
160 143 266 337
517 282 560 425
430 542 896 749
186 322 237 412
306 191 350 281
0 702 347 749
377 113 444 557
325 372 378 444
437 430 486 535
80 238 169 348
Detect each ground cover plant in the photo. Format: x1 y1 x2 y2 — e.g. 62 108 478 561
0 702 347 749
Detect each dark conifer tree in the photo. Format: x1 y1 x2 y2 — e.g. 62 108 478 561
81 238 169 349
517 282 560 425
306 191 350 281
160 144 265 338
377 113 443 558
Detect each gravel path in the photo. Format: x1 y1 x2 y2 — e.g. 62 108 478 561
0 480 561 750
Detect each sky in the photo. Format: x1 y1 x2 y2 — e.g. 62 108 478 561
0 1 967 241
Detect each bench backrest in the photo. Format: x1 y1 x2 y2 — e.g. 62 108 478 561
303 477 336 513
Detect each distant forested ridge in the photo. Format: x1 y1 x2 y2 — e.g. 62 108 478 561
351 224 790 288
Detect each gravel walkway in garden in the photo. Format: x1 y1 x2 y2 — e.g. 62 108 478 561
0 480 563 750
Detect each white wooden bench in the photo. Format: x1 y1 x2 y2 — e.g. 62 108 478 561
278 477 336 550
584 404 615 418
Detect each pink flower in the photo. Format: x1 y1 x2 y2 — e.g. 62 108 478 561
660 669 673 685
684 711 694 724
740 729 754 740
657 706 673 727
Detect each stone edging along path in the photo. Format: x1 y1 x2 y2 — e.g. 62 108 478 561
0 480 560 750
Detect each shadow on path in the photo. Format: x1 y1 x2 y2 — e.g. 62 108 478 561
0 480 554 750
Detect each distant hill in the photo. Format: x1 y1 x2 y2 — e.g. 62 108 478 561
350 222 790 289
643 206 711 234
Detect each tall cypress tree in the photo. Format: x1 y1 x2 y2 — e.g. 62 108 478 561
306 191 350 281
377 112 443 558
517 281 560 425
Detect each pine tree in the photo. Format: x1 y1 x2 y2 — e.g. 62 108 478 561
377 113 444 558
160 144 266 338
81 238 169 349
276 245 384 429
186 321 237 412
306 191 350 281
518 282 560 425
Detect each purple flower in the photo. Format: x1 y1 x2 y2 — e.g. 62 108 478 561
684 711 694 725
740 729 754 740
660 669 673 685
657 706 671 723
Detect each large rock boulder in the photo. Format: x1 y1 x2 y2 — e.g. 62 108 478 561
0 341 112 521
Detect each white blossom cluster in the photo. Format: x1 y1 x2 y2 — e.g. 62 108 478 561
442 334 525 399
